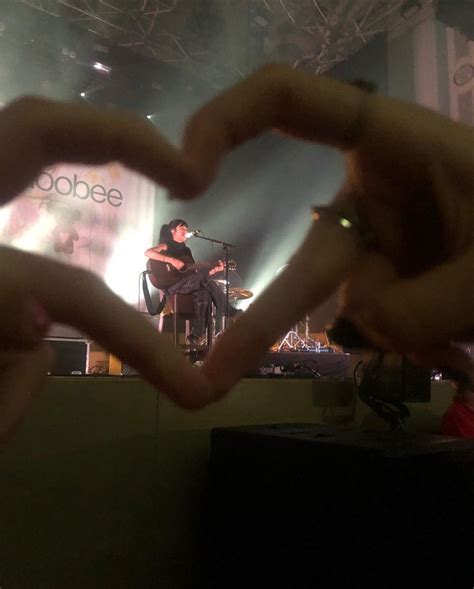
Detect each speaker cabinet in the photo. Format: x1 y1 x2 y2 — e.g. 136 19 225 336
46 338 89 375
210 424 474 587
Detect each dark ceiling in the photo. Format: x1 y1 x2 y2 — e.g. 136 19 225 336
15 0 434 88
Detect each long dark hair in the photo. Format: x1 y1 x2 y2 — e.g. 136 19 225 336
159 218 188 244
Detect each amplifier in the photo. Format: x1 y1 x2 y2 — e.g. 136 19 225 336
46 338 89 375
210 424 474 587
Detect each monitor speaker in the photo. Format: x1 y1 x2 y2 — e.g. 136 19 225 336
46 338 89 375
209 423 474 586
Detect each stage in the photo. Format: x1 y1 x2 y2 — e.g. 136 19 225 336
251 350 355 378
46 334 358 380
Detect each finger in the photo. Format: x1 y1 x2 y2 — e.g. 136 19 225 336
0 342 53 444
0 97 199 204
338 251 399 350
180 65 367 197
349 247 474 353
180 64 472 200
410 345 473 387
0 247 213 410
203 216 362 398
0 291 50 352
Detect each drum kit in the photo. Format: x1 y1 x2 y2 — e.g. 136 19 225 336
213 261 328 351
213 269 321 352
210 275 253 343
276 316 321 352
213 274 254 304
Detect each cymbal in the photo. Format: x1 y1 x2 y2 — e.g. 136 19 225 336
229 287 253 300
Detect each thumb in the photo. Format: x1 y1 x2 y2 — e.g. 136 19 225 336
0 342 53 444
351 249 474 352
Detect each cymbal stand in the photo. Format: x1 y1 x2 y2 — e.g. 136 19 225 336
302 314 320 351
278 324 307 351
278 315 320 352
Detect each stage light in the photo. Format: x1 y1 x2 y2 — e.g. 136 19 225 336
339 217 352 229
92 62 112 75
80 92 86 98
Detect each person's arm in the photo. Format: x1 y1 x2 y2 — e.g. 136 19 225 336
208 260 225 276
144 245 185 270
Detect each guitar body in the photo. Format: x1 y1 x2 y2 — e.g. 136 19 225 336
147 254 200 290
147 254 237 291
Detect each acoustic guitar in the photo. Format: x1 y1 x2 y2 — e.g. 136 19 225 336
147 256 236 290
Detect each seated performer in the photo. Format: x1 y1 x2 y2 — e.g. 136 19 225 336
145 218 239 345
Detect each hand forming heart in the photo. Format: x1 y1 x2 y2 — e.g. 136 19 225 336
0 65 472 442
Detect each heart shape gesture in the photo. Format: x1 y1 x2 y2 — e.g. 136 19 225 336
0 65 472 442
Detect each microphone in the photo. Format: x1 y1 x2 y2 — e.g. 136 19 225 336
185 229 201 238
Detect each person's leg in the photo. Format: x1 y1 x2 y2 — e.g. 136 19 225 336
205 278 242 321
167 270 228 340
166 271 211 342
167 269 208 295
189 288 212 340
205 279 227 315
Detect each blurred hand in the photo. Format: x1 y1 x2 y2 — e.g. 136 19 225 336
1 66 473 439
0 96 212 442
174 64 473 396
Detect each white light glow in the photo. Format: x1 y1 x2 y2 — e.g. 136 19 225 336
93 61 112 74
10 213 55 253
0 206 12 236
104 227 152 305
104 187 172 306
241 214 312 310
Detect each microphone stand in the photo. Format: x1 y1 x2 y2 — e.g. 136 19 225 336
192 233 236 326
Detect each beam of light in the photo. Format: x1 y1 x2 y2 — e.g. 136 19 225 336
92 61 112 75
104 187 173 306
239 213 313 310
0 206 12 237
103 226 152 305
237 165 340 312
